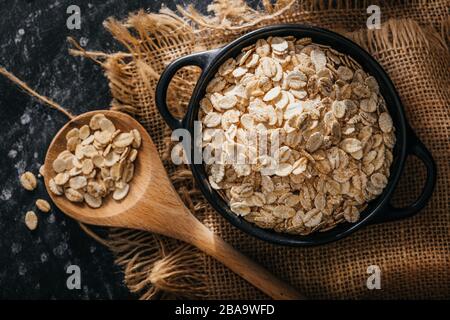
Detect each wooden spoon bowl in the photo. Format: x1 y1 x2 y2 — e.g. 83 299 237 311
44 110 158 227
44 110 304 300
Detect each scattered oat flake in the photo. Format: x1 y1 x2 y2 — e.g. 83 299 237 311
25 211 38 230
36 199 51 213
20 171 37 191
38 165 45 177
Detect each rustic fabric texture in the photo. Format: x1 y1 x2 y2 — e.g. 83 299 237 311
73 0 450 299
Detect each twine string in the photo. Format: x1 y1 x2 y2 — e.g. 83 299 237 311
0 66 75 120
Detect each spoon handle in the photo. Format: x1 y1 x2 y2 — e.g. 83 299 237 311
128 183 305 299
185 219 306 300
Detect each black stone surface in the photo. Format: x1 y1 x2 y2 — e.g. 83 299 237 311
0 0 209 299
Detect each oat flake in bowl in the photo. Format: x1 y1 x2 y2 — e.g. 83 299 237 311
199 36 396 235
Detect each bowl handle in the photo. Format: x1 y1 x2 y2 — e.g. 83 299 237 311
156 50 218 130
374 129 437 223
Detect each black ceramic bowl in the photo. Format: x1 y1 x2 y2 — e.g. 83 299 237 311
156 25 436 246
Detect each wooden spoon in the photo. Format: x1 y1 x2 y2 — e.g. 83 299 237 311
43 110 304 300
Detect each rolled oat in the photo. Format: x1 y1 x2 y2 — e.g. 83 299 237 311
20 171 37 191
36 199 51 213
25 211 38 230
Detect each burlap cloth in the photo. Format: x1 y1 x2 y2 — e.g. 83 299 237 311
71 0 449 299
